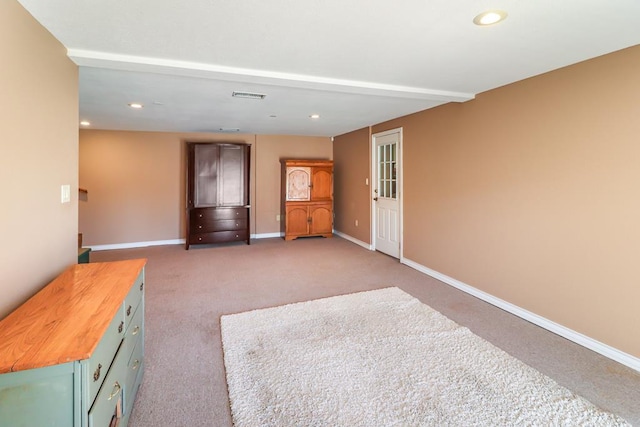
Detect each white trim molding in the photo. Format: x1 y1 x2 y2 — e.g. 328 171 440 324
252 232 284 239
89 239 185 251
334 231 373 250
401 257 640 374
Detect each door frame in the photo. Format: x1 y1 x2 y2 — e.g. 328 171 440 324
371 127 403 259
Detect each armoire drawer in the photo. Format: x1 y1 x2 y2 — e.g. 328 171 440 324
190 207 247 222
192 218 247 233
190 229 248 244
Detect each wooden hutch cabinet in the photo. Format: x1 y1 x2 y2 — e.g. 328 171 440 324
186 142 250 249
282 159 334 240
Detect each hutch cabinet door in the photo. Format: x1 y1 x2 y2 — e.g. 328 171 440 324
286 167 311 201
310 167 332 201
309 204 333 235
285 205 310 237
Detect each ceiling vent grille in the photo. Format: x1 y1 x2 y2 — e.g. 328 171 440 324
232 91 266 100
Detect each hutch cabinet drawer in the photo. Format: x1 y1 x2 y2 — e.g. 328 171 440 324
87 304 125 405
190 229 249 244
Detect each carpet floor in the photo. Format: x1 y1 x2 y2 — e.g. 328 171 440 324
89 237 640 426
222 287 629 426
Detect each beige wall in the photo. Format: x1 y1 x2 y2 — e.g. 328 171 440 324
79 131 331 245
365 45 640 357
0 1 79 318
333 127 371 243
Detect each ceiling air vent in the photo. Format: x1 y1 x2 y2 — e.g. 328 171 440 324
232 91 266 100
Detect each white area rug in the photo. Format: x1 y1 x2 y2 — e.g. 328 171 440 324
220 287 629 426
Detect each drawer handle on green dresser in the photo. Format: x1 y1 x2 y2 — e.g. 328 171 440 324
132 359 140 371
140 282 144 291
108 382 122 400
93 364 102 382
118 321 124 334
126 305 132 316
132 325 140 336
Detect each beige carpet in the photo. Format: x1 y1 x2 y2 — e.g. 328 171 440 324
221 287 629 426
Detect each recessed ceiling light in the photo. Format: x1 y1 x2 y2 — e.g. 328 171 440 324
128 103 144 109
309 114 320 119
80 120 91 126
473 10 507 26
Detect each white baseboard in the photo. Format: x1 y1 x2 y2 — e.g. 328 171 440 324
401 257 640 374
252 232 283 239
333 231 373 250
89 239 185 251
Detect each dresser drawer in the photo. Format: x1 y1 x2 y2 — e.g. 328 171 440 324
122 300 144 364
124 337 144 401
88 343 128 427
190 229 248 244
124 272 144 331
87 304 125 406
190 207 248 223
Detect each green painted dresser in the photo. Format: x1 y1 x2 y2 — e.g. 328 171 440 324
0 259 147 427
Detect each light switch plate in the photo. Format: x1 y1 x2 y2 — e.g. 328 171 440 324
61 185 71 203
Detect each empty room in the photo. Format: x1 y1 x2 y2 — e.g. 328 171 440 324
1 1 640 426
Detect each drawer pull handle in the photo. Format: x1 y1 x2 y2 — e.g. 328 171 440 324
108 381 121 400
236 223 239 227
140 282 144 291
132 359 140 370
93 364 102 382
198 225 202 229
118 321 124 334
198 214 203 218
126 305 132 316
132 325 140 335
198 237 202 241
235 234 239 238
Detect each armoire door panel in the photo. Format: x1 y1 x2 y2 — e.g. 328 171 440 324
219 144 248 206
194 144 219 207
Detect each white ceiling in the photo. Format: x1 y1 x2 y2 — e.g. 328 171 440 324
17 0 640 137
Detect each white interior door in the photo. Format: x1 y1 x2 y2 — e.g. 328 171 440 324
372 129 401 258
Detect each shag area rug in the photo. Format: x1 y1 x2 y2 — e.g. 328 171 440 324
220 287 629 426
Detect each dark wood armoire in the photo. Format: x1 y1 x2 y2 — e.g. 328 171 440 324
186 142 250 249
